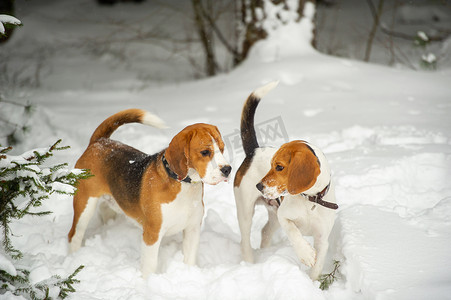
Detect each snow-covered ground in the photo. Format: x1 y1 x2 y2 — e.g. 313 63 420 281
2 0 451 299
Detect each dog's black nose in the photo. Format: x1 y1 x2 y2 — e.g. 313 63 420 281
221 165 232 177
256 182 264 192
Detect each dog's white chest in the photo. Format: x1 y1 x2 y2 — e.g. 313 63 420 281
279 195 333 236
161 182 204 236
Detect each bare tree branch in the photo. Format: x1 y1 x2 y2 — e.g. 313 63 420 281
196 0 242 62
364 0 384 62
191 0 218 76
379 26 451 42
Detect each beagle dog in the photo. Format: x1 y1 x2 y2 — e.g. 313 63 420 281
68 109 231 278
233 83 338 280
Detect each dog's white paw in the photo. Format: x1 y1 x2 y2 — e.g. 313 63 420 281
300 245 317 268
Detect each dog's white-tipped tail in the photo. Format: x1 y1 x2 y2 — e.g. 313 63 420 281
240 81 279 157
141 111 168 129
252 81 279 99
89 109 168 145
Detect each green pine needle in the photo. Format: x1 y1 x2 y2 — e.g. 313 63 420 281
318 260 341 290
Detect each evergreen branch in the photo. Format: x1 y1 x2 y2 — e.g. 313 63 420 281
318 260 341 290
2 216 22 260
57 265 85 298
0 146 13 154
0 140 91 258
1 262 85 299
0 268 30 289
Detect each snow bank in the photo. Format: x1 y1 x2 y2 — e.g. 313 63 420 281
247 0 316 63
340 206 451 300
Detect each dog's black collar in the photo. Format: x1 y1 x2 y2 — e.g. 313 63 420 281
162 154 192 183
302 182 338 210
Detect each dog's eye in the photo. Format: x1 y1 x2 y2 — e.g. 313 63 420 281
200 150 211 157
275 165 284 171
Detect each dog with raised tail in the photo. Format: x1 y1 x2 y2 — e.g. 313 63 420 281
68 108 231 278
233 83 338 280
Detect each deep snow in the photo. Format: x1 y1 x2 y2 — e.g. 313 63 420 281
2 0 451 299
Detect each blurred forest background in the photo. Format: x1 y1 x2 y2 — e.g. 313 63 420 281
1 0 450 76
1 0 450 145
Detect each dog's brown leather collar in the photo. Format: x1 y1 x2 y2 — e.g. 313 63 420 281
162 154 192 183
303 183 338 210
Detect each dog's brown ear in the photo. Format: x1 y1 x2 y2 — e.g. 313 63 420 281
210 125 225 153
287 151 319 195
166 130 192 180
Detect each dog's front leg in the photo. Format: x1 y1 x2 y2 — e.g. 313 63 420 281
183 224 201 266
141 226 163 279
141 240 162 278
278 214 316 268
309 235 329 280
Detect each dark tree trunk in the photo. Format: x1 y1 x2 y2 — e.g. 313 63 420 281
364 0 385 62
192 0 218 76
237 0 267 65
191 0 317 75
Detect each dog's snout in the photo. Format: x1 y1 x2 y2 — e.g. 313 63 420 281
221 165 232 177
256 182 264 192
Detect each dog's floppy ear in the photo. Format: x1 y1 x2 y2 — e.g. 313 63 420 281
166 130 192 180
210 125 224 152
287 151 319 195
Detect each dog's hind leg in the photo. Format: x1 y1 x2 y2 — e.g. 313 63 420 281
235 190 257 263
260 208 280 248
98 195 119 224
68 194 99 253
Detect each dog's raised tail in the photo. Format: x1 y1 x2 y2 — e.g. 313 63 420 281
240 81 279 157
89 108 167 145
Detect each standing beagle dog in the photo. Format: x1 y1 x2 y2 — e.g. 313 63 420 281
68 109 231 278
233 83 338 280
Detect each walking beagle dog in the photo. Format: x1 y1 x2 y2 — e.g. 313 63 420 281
68 109 231 278
233 83 338 280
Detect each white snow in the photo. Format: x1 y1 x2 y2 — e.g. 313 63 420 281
51 181 76 195
417 31 429 42
422 53 437 63
0 250 17 277
2 0 451 300
0 14 21 34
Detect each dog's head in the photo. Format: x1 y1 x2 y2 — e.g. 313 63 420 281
165 123 231 185
256 141 323 199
